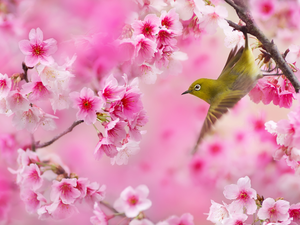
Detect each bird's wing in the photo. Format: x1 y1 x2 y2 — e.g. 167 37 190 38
220 45 244 77
192 90 245 153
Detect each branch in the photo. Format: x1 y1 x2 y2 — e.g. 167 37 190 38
224 0 300 93
35 120 84 149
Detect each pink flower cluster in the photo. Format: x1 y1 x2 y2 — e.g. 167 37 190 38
208 176 300 225
119 8 186 83
71 75 148 165
0 28 77 132
9 149 106 220
250 0 300 41
90 184 194 225
265 99 300 172
249 76 295 109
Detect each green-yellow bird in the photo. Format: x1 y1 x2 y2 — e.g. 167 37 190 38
182 31 262 153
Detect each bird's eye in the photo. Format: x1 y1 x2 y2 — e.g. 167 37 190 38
194 84 201 91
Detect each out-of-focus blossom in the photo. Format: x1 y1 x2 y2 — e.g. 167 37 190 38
222 214 248 225
251 0 276 20
90 202 110 225
223 176 257 214
114 185 152 218
174 0 198 21
257 198 290 223
286 44 300 69
165 213 194 225
19 28 57 67
0 73 12 98
111 139 140 165
289 203 300 224
197 5 228 34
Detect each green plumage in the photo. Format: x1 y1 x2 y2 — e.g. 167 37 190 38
182 33 262 152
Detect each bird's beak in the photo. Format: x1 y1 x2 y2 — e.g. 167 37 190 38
181 90 191 95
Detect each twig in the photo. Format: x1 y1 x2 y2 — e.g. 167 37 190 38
22 62 33 83
31 134 36 152
35 120 84 149
224 0 300 93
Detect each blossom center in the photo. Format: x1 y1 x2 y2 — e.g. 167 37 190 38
142 22 154 37
261 3 273 14
127 195 139 206
60 183 72 194
268 206 277 217
0 79 6 90
290 208 300 220
161 17 173 29
81 99 93 111
234 221 243 225
210 144 221 155
238 190 249 201
31 44 45 56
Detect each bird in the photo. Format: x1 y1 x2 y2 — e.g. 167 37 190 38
182 30 262 154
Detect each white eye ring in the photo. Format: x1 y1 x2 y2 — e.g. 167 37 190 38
194 84 201 91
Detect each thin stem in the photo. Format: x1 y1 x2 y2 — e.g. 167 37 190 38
35 120 84 149
100 201 121 214
224 0 300 92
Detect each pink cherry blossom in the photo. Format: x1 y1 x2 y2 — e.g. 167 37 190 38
165 213 194 225
197 5 228 34
113 86 143 121
19 28 57 67
50 178 81 204
111 139 140 165
46 199 78 220
249 77 295 109
114 185 152 218
138 63 162 84
20 188 47 214
6 91 30 112
134 34 157 64
94 133 118 159
160 9 183 36
174 0 197 21
257 198 290 222
99 74 126 102
223 214 249 225
85 182 106 204
12 107 41 133
129 110 148 141
69 87 104 125
223 176 257 214
21 72 52 102
21 163 43 191
132 14 160 40
90 202 110 225
289 203 300 224
286 44 300 69
207 200 230 224
75 178 89 199
0 73 11 98
104 118 127 143
156 28 177 47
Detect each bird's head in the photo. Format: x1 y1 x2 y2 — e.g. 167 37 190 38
182 78 213 103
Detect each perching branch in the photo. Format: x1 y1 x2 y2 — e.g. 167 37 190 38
224 0 300 93
35 120 84 149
